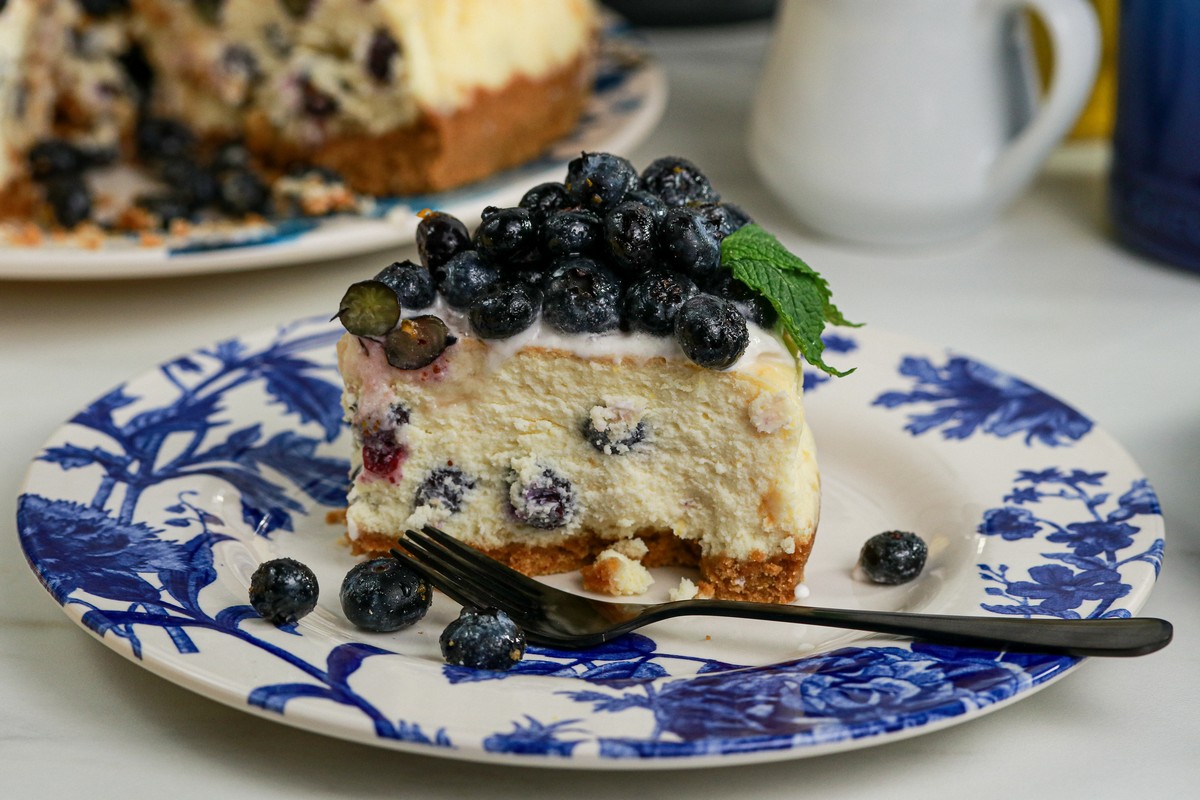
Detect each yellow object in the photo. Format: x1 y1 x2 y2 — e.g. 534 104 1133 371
1031 0 1117 139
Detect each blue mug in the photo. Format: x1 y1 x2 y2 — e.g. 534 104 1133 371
1110 0 1200 273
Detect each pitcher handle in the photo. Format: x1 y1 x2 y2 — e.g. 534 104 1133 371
989 0 1100 206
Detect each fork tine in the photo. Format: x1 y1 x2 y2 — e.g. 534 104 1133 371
400 532 538 614
388 547 501 612
418 525 542 601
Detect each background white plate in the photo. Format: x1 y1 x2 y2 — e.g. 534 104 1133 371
16 319 1165 767
0 34 666 281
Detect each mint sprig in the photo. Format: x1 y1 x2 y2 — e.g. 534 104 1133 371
721 224 860 377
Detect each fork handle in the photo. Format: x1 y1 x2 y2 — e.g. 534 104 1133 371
636 602 1173 658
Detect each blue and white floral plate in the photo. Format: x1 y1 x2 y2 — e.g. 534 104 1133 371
0 32 665 281
16 318 1165 768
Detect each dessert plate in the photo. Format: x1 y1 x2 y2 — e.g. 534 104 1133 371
0 31 666 281
17 318 1165 768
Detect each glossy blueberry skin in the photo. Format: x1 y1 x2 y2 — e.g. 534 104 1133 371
414 467 477 514
249 558 319 627
519 181 572 221
542 257 622 334
703 269 778 328
440 607 526 671
468 282 540 339
437 250 502 310
44 175 92 229
416 211 472 274
674 294 750 370
375 259 437 309
605 199 661 273
340 558 432 632
692 201 753 241
27 139 86 181
565 152 639 214
541 209 604 258
858 531 928 585
639 155 719 207
473 206 539 265
625 189 668 224
621 269 698 336
658 206 722 281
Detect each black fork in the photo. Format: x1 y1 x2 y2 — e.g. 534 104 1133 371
392 526 1173 657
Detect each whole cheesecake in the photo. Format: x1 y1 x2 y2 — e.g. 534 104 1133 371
0 0 597 222
333 153 853 604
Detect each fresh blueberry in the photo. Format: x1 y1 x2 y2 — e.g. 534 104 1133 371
440 607 526 671
519 181 572 221
44 175 92 229
674 294 749 370
27 139 86 181
336 279 401 336
692 201 753 240
383 315 455 370
858 531 928 585
366 28 400 83
509 466 577 529
340 557 432 632
437 250 501 309
361 427 405 475
703 270 777 328
605 199 660 273
582 415 646 456
639 155 719 207
626 188 668 224
416 211 472 275
621 270 698 336
375 260 436 309
542 257 621 334
468 282 539 339
565 151 638 214
249 558 319 626
159 158 218 211
135 117 197 163
414 467 477 514
541 209 603 258
658 206 721 281
473 206 539 265
215 167 271 216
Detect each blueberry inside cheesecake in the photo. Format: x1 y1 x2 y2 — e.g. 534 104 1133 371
336 152 856 604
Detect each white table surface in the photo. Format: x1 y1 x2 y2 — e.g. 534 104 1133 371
2 22 1197 799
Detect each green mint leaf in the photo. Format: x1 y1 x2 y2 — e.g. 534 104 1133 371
721 224 859 377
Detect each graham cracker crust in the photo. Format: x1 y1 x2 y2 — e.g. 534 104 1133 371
350 525 813 605
245 53 593 197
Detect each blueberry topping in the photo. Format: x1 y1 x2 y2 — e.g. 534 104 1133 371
674 294 749 370
468 282 539 339
541 209 603 258
693 201 752 240
440 607 526 671
362 427 405 476
159 158 218 211
437 250 501 310
375 259 436 309
704 270 777 328
604 199 659 272
135 117 196 164
383 315 454 370
473 206 538 265
858 531 928 585
626 189 668 224
542 257 621 334
519 181 572 220
336 280 401 336
565 151 638 214
28 139 85 181
134 192 194 228
509 466 576 529
44 175 92 229
366 28 401 82
340 557 431 632
414 467 477 514
215 167 271 216
621 269 698 336
249 558 319 626
658 206 721 281
416 211 471 274
639 155 719 207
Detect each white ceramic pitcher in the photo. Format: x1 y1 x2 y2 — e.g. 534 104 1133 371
748 0 1100 246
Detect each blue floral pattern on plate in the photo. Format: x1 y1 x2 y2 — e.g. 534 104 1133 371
16 320 1165 767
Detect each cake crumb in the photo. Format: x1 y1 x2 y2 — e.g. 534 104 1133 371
668 577 715 602
609 537 649 560
581 549 653 596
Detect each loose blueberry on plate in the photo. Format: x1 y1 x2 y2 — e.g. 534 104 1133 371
440 607 526 670
340 557 432 632
336 279 401 336
249 558 319 626
858 531 928 585
674 294 750 370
